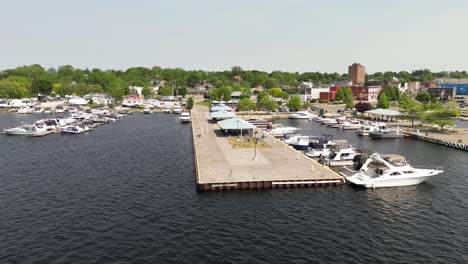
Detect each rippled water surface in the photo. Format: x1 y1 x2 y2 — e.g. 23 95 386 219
1 113 467 263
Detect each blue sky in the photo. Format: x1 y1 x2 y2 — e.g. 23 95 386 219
1 0 467 73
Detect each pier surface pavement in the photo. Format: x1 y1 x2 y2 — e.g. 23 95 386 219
191 105 343 191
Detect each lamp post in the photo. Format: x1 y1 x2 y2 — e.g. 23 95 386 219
253 130 258 160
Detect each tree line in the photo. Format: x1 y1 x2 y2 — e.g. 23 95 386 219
1 64 467 99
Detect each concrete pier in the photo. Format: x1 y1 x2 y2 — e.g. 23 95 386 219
191 105 344 191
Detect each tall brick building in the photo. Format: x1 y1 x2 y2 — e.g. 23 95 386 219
348 63 365 86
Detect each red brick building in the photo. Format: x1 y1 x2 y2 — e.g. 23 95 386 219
349 86 381 102
348 63 365 86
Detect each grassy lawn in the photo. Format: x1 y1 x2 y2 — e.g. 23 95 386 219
227 136 271 148
195 101 211 107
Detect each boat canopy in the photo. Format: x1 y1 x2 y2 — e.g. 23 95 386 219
210 111 237 119
365 108 401 116
218 118 256 130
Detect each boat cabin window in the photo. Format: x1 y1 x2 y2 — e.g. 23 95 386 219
403 171 415 174
390 172 400 176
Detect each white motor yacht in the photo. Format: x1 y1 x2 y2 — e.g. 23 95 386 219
345 153 443 188
179 112 191 123
356 122 387 136
320 146 359 166
43 107 53 114
55 105 65 113
34 107 44 113
304 136 339 157
369 127 404 139
17 107 34 114
2 124 36 135
268 124 300 137
173 106 182 114
340 120 362 130
284 135 311 151
289 110 317 119
60 125 87 135
318 117 336 125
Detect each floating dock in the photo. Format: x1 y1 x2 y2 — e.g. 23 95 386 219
191 105 344 191
404 131 468 151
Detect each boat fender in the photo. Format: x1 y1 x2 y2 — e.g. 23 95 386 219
455 143 460 149
448 142 453 147
445 141 449 146
441 140 446 145
458 143 464 149
465 145 468 151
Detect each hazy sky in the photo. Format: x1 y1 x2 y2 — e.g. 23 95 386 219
1 0 467 73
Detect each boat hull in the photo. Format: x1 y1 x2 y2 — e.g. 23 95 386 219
346 173 437 188
370 133 404 139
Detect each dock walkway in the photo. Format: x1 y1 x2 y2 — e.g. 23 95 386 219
191 105 344 191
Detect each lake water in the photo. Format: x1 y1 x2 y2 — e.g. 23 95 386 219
0 113 467 263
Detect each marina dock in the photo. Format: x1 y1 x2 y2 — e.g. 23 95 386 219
191 105 344 191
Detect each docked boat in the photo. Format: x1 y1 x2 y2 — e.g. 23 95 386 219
143 108 152 114
318 117 336 125
163 108 172 114
55 105 65 113
2 124 36 135
289 110 317 119
43 107 53 114
356 122 387 136
345 153 443 188
173 106 182 114
179 112 191 123
319 145 360 166
369 127 404 139
268 124 300 137
340 120 363 130
284 135 311 150
34 107 44 113
304 135 338 157
17 106 34 114
60 125 87 135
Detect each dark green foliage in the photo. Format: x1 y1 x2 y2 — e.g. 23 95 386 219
186 97 194 110
416 91 432 103
355 102 372 113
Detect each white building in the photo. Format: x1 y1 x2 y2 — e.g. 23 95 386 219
122 95 145 107
84 93 115 105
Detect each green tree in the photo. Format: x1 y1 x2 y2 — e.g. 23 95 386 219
422 100 460 131
237 98 257 111
158 86 174 96
55 84 75 97
186 97 194 110
0 80 29 98
355 102 372 114
268 87 284 98
31 78 52 95
178 86 188 97
302 101 312 109
217 85 232 101
377 92 390 109
257 97 277 112
142 86 153 98
399 93 423 127
416 91 431 103
287 94 302 111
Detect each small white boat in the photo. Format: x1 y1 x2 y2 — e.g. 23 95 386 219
268 124 300 137
318 117 336 125
164 108 172 114
43 107 53 114
320 146 359 166
289 110 317 119
143 108 152 114
304 136 338 157
173 106 182 114
284 135 311 151
17 107 34 114
34 107 44 113
356 122 387 136
60 125 86 135
369 127 404 139
345 153 443 188
340 120 362 130
2 124 36 135
179 112 191 123
55 105 65 113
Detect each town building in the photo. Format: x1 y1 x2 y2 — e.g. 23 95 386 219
122 94 145 107
348 63 365 86
349 86 381 102
437 78 468 95
84 93 115 105
426 87 456 100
